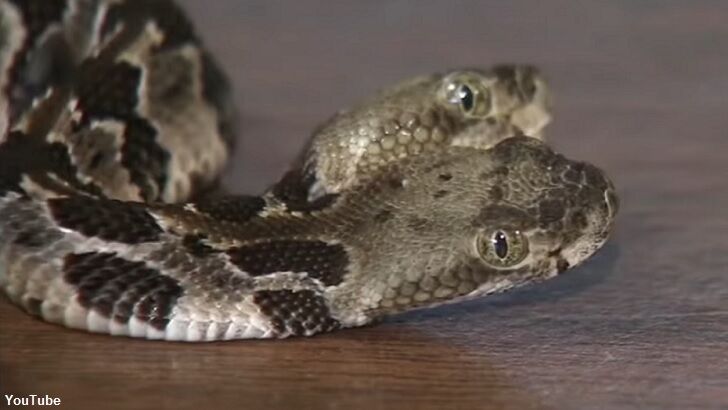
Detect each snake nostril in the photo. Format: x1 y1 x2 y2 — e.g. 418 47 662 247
556 257 571 273
517 69 538 100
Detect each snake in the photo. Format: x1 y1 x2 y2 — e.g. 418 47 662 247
0 0 618 341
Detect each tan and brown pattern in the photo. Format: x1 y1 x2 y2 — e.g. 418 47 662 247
0 0 617 341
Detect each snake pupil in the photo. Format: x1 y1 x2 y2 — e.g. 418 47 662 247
458 84 474 112
493 231 508 259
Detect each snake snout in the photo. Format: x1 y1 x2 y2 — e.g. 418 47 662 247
558 162 618 268
491 65 551 137
582 162 618 223
492 64 544 104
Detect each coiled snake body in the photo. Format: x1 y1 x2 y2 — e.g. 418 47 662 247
0 0 617 340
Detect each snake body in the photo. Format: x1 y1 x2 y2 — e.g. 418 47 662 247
0 0 617 340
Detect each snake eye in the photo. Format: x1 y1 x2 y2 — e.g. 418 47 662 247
477 229 529 268
457 84 474 112
442 73 493 118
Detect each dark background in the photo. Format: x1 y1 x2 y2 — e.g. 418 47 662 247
2 1 727 409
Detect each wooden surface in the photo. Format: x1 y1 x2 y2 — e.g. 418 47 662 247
2 1 728 409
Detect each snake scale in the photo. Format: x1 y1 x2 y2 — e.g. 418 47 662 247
0 0 618 341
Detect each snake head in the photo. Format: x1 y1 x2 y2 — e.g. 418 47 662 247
439 65 551 137
464 136 618 283
299 65 552 200
333 136 616 321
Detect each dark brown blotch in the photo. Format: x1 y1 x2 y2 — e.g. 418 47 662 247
73 59 170 201
423 157 457 174
374 209 393 223
583 163 609 191
491 136 550 164
13 226 52 248
227 240 349 286
407 216 430 233
493 166 510 177
271 169 338 212
488 186 504 201
386 176 405 189
24 297 44 317
556 257 571 273
10 0 67 41
3 0 68 113
252 289 340 337
119 118 169 201
570 210 588 230
433 190 449 199
538 198 566 224
63 252 183 330
473 204 537 229
75 60 141 121
562 168 580 185
101 0 198 50
193 195 265 224
0 131 103 197
182 234 217 257
48 196 163 244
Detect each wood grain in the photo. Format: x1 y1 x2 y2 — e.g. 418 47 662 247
2 1 728 409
